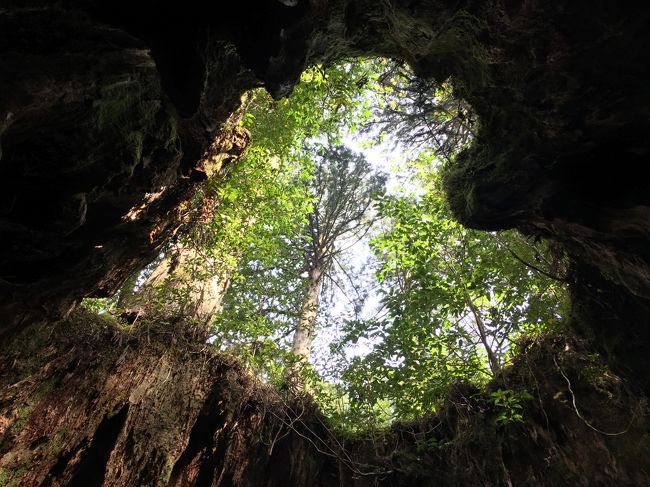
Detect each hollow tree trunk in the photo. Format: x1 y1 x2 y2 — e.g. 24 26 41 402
0 312 342 487
2 1 650 485
1 0 649 392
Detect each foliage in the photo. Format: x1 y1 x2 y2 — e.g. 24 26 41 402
84 57 570 433
79 296 118 315
210 62 381 370
331 152 569 421
490 389 533 425
360 59 476 161
175 59 568 429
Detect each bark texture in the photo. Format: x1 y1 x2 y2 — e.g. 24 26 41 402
0 312 340 486
0 2 254 331
1 0 648 379
2 0 650 485
0 312 648 486
123 241 233 327
291 265 323 360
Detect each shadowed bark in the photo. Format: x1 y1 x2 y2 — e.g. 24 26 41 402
1 1 650 484
0 312 648 486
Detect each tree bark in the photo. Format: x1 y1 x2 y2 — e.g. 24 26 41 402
0 312 341 487
291 265 324 361
123 242 233 328
1 312 648 486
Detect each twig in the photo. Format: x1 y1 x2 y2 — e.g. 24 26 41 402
268 397 393 477
499 241 569 283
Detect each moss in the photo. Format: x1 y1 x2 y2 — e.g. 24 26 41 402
429 10 490 92
93 81 178 168
11 405 32 434
0 464 29 487
95 94 138 131
51 427 68 456
127 131 145 163
442 149 482 225
161 458 175 484
95 81 150 130
163 111 180 152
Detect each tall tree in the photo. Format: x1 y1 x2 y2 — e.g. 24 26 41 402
291 145 386 363
115 61 375 330
206 62 385 384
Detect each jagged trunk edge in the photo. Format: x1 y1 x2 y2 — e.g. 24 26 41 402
0 312 648 486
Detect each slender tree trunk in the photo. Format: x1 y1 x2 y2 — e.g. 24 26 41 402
444 249 501 376
465 292 501 375
291 265 324 361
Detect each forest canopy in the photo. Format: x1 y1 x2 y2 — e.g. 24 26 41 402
84 59 569 431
